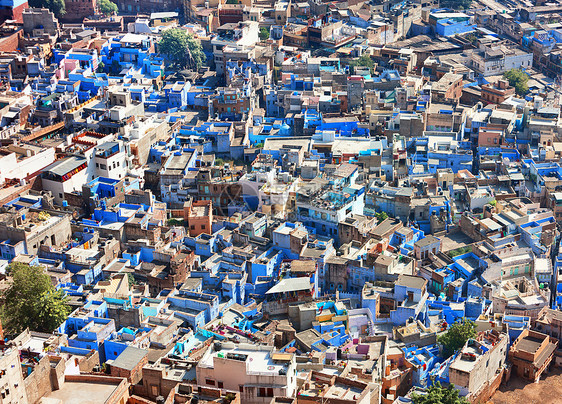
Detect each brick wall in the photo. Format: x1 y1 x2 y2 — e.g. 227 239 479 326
24 355 55 404
471 368 504 403
79 350 100 372
0 30 22 53
62 0 96 22
110 353 148 384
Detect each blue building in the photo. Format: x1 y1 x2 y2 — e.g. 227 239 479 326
435 18 476 37
166 290 219 330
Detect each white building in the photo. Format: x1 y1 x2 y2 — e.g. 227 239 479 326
93 141 128 180
470 44 533 77
41 156 89 204
196 342 297 404
0 143 56 185
211 21 260 76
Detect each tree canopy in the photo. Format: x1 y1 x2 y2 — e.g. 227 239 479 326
411 382 469 404
350 54 375 74
1 263 71 335
438 0 472 10
438 318 477 358
503 68 529 95
28 0 65 17
159 28 205 70
259 27 270 41
98 0 118 15
375 211 388 223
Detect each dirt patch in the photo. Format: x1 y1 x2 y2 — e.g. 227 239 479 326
439 231 474 253
490 368 562 404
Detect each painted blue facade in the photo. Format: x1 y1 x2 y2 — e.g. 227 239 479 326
436 19 476 37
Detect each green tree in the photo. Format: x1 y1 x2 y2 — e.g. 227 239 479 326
159 28 204 69
259 27 270 41
226 0 238 3
350 54 374 74
98 0 118 15
465 33 478 46
411 382 469 404
28 0 65 17
438 318 477 358
503 68 529 95
438 0 472 10
111 59 121 73
127 272 137 286
1 263 71 335
375 211 388 223
97 61 105 73
167 218 184 226
447 246 472 258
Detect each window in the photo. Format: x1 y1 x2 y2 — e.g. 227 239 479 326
239 385 244 392
206 379 215 386
217 381 223 388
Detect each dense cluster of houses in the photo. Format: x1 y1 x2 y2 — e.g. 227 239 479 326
0 0 560 403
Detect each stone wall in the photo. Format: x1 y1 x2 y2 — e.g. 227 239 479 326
24 355 55 404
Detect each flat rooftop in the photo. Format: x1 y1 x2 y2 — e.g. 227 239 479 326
42 381 120 404
516 335 543 353
199 345 289 376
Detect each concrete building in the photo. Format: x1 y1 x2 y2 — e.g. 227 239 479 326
197 342 297 404
481 80 515 104
534 307 562 341
508 329 558 382
41 156 89 205
0 209 72 255
449 329 508 402
40 375 130 404
413 235 441 260
469 44 533 77
93 141 128 180
108 346 149 385
187 200 213 237
0 345 29 404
